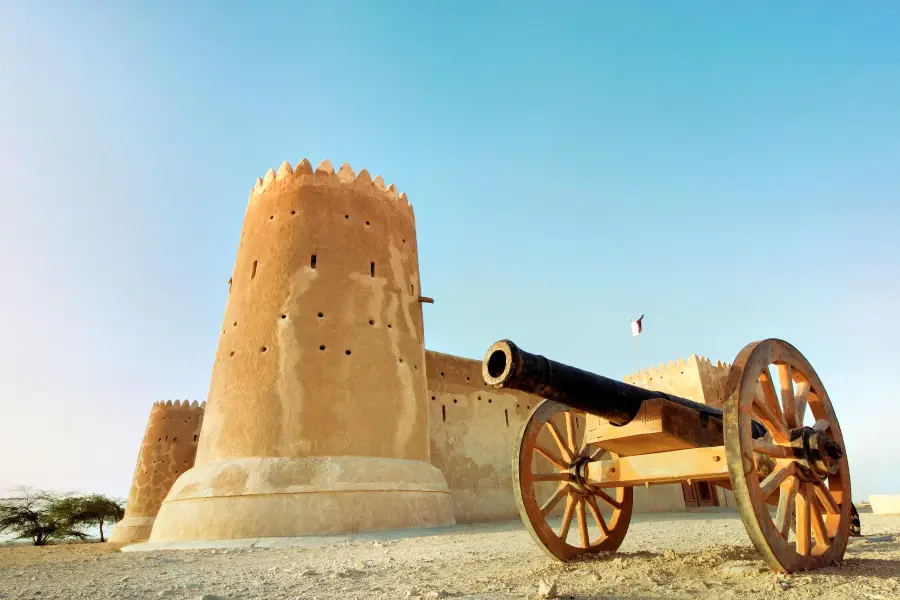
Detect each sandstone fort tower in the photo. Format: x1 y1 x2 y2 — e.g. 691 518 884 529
149 159 454 541
109 400 205 543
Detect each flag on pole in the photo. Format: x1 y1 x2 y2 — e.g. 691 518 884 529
631 315 644 337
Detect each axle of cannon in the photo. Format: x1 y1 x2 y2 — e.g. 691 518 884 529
482 339 767 438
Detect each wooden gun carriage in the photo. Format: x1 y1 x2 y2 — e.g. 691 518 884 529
481 338 852 573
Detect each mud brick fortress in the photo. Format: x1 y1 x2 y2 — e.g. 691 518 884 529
111 158 736 544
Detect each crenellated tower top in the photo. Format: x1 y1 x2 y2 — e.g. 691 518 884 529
246 158 414 222
151 399 207 410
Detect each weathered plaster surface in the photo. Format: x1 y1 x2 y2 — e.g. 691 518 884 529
150 456 453 540
149 160 453 541
426 350 543 523
633 484 686 512
109 400 205 544
198 159 428 462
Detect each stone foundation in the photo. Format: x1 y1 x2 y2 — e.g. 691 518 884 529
108 516 156 544
149 456 454 541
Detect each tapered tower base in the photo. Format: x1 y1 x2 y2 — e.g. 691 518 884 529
108 516 156 544
148 456 455 541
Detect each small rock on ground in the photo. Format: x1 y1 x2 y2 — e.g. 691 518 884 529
864 535 893 543
721 561 767 576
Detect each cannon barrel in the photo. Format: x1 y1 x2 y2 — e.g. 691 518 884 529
482 340 762 435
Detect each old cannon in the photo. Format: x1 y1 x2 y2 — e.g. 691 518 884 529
481 338 852 573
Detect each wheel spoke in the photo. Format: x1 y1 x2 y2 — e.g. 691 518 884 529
794 382 810 425
585 495 610 537
532 472 572 482
759 462 795 499
565 412 577 456
812 481 841 515
795 483 812 556
810 492 831 548
586 447 604 461
776 475 800 539
592 488 623 510
545 420 574 463
752 392 789 443
759 370 786 427
534 444 571 471
752 438 793 459
540 484 568 517
776 364 798 428
807 389 826 423
558 494 576 540
576 498 590 548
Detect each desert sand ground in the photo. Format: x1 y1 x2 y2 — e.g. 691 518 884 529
1 511 898 600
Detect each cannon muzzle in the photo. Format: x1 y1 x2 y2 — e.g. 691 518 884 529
483 339 647 425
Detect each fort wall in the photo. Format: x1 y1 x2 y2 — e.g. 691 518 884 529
869 494 900 515
425 350 543 522
424 350 724 521
149 159 454 542
109 400 205 544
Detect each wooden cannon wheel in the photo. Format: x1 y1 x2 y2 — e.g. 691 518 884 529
724 339 852 573
513 400 633 561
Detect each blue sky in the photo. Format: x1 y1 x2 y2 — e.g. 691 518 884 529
0 2 897 503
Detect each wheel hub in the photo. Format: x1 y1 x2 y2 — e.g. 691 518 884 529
570 456 594 495
790 426 843 480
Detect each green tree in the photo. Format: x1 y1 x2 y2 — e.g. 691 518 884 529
51 494 125 543
0 487 87 546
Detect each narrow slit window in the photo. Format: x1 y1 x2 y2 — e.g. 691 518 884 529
442 405 446 423
505 409 509 427
370 262 375 277
251 261 258 279
310 254 317 269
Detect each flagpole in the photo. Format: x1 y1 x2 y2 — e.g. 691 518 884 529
630 317 640 371
632 328 641 372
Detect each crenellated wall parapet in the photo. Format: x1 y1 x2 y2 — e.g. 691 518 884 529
692 354 732 409
624 355 732 408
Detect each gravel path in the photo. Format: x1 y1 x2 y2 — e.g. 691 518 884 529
1 512 898 600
